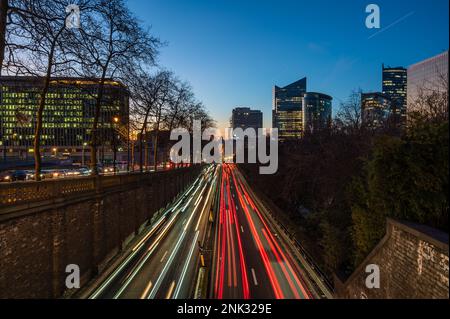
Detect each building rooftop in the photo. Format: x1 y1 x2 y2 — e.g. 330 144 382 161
275 77 307 90
0 76 127 88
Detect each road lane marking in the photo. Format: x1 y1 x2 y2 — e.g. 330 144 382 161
160 251 168 263
112 241 161 299
173 231 200 298
93 172 208 299
226 210 232 287
148 219 191 298
140 281 153 299
229 217 238 288
251 268 258 286
132 217 165 252
195 178 215 231
241 226 244 233
166 281 176 299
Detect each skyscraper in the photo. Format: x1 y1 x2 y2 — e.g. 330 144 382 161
407 50 448 118
273 77 307 140
302 92 332 134
382 65 407 125
231 107 263 131
361 92 391 128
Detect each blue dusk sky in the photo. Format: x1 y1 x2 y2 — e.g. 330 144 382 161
127 0 449 129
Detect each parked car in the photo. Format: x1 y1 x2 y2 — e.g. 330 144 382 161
13 170 28 181
78 168 91 176
0 171 13 182
0 170 27 182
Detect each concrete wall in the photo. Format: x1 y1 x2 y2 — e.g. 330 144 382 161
335 219 449 299
0 167 201 298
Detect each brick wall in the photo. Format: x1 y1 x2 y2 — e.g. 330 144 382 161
0 167 201 298
335 218 449 299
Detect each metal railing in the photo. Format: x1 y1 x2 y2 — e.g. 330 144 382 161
0 168 191 209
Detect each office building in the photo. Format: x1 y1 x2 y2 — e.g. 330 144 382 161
382 65 407 125
303 92 332 134
231 107 263 131
0 76 129 162
407 51 448 118
273 77 307 140
361 92 391 128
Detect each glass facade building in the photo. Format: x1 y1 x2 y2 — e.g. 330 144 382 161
361 92 391 128
302 92 332 134
0 76 129 161
382 65 407 125
407 50 448 117
273 78 307 140
231 107 263 131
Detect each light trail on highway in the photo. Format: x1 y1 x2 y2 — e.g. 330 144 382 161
87 163 328 300
89 165 218 299
213 164 314 299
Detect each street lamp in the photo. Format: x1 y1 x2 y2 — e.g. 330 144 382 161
112 116 120 174
82 142 88 167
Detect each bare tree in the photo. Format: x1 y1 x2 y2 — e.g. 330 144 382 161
189 102 215 132
5 0 92 180
335 90 364 133
67 0 160 175
408 70 449 125
163 80 194 132
0 0 26 74
129 70 172 172
0 0 7 75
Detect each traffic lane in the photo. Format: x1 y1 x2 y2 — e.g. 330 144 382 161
215 165 273 299
169 177 217 299
91 213 175 299
219 178 246 299
153 189 213 299
227 171 274 299
116 209 189 298
112 178 206 298
92 169 212 299
122 175 213 299
230 165 311 299
227 169 276 299
233 167 314 299
214 169 243 299
145 168 217 299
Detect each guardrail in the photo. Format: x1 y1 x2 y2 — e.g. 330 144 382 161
267 211 335 294
0 168 191 209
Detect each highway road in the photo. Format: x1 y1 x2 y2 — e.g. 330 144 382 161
212 164 314 299
89 165 218 299
87 163 328 299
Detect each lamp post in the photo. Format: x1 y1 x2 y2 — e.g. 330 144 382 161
127 119 130 173
112 116 120 174
82 142 87 167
